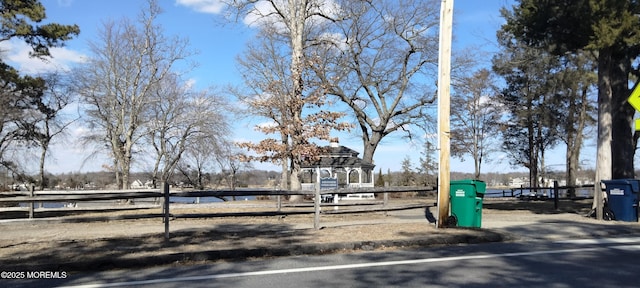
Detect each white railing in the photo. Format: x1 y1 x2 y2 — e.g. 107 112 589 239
302 183 375 190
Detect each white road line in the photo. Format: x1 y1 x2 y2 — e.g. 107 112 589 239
56 246 623 288
555 237 640 245
611 245 640 251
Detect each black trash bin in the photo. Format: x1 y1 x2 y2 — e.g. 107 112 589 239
602 179 640 222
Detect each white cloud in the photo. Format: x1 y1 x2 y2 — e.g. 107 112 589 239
243 1 286 29
175 0 342 32
0 40 87 74
175 0 225 14
243 0 341 29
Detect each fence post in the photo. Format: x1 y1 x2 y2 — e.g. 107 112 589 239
277 195 282 212
383 182 389 216
314 181 320 230
554 181 559 210
29 184 35 219
163 182 170 240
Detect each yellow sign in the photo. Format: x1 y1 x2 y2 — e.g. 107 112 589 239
636 119 640 131
628 83 640 111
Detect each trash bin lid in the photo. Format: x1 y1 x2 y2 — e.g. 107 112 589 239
450 179 486 195
602 179 640 194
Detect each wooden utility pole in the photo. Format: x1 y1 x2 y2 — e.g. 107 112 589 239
437 0 454 228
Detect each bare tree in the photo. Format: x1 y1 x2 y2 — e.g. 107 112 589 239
74 0 192 189
31 72 78 190
144 74 230 188
451 69 501 180
176 136 221 190
309 0 440 164
216 145 253 195
175 155 207 190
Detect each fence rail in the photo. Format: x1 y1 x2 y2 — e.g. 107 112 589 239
0 184 437 240
1 182 597 240
485 184 596 198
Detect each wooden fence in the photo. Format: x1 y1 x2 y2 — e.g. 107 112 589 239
486 182 597 209
0 184 436 240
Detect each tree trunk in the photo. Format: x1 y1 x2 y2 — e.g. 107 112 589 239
122 160 130 190
528 102 538 189
289 107 304 201
286 0 306 203
280 160 289 190
611 51 634 179
593 48 613 217
112 159 121 190
280 131 289 191
38 143 48 191
566 85 589 198
565 92 578 197
361 131 383 165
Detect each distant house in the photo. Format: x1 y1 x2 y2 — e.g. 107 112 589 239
83 182 97 190
131 179 145 189
129 180 155 189
130 179 154 189
509 177 528 188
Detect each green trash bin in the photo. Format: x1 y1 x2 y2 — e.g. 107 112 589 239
450 179 486 227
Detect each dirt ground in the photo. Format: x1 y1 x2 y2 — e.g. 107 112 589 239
0 198 597 271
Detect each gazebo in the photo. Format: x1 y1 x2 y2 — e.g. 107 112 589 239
300 141 375 198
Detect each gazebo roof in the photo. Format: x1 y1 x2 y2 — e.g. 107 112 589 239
301 143 375 169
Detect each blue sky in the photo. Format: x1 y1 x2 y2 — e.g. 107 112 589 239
5 0 578 175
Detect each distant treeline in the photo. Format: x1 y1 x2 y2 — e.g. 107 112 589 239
0 168 579 191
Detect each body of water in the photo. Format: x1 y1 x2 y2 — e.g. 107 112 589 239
14 196 258 209
169 196 257 203
18 202 67 209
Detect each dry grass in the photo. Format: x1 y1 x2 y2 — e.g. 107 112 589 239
0 197 597 271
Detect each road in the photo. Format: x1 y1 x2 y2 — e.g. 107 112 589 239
6 236 640 288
